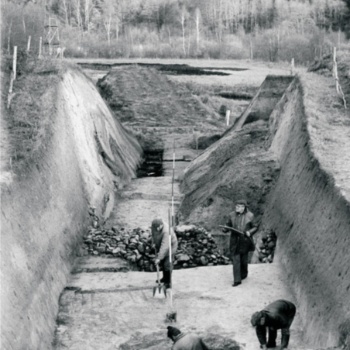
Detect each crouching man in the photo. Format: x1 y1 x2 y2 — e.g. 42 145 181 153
251 299 296 350
167 326 209 350
151 218 178 289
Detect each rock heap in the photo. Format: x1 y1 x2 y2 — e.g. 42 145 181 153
82 219 230 271
256 231 277 263
174 225 230 269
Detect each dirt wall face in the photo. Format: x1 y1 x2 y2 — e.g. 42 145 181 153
263 77 350 348
1 103 89 350
59 70 142 218
0 67 142 349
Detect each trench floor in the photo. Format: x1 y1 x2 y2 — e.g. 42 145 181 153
55 263 307 350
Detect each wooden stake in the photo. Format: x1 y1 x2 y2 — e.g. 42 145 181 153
291 58 295 75
13 46 17 80
7 73 14 109
226 110 230 126
39 37 42 58
27 35 31 52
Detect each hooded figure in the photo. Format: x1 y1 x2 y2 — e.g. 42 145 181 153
167 326 209 350
251 299 296 350
223 198 258 286
151 218 178 288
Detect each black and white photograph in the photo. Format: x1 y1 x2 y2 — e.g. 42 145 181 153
1 0 349 349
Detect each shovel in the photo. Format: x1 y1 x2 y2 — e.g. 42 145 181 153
165 168 177 322
153 264 167 298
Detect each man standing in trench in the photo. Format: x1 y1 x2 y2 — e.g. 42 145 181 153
151 218 178 289
223 199 258 286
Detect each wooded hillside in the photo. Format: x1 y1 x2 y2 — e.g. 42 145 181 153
2 0 350 62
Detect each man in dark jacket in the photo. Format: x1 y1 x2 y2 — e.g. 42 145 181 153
167 326 209 350
223 199 258 286
251 299 296 350
151 218 178 289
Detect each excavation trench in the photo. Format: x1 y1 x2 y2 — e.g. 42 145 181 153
5 61 348 350
53 68 304 350
54 126 289 350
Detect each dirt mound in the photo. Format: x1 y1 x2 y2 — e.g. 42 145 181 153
119 331 241 350
178 121 279 234
1 59 63 178
79 62 247 75
97 66 226 149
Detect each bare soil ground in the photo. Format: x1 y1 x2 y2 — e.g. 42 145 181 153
55 263 306 350
97 65 227 131
302 70 350 202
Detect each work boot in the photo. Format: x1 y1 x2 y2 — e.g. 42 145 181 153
163 271 172 289
232 282 241 287
281 333 290 348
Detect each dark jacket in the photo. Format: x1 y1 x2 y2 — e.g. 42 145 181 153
256 299 296 347
172 333 209 350
226 210 257 255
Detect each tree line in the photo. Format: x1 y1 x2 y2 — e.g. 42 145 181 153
1 0 350 63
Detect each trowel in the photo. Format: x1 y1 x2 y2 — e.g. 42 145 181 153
153 264 167 298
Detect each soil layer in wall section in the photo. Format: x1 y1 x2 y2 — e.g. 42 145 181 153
262 76 350 348
0 99 89 350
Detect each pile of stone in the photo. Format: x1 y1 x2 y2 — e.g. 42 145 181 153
83 226 158 271
256 231 277 263
173 225 230 269
82 221 230 271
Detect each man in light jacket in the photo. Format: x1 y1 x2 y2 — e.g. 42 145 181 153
251 299 296 350
167 326 209 350
151 218 178 289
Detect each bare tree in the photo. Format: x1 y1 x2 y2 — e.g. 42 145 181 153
61 0 70 26
102 0 115 46
73 0 82 30
180 5 188 56
84 0 94 32
194 7 201 51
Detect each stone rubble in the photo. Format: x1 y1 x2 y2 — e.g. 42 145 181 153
83 210 230 271
256 231 277 263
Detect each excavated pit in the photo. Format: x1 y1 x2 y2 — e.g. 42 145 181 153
136 149 164 178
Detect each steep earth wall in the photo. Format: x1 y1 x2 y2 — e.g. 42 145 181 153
264 75 350 348
230 75 294 131
0 67 141 350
